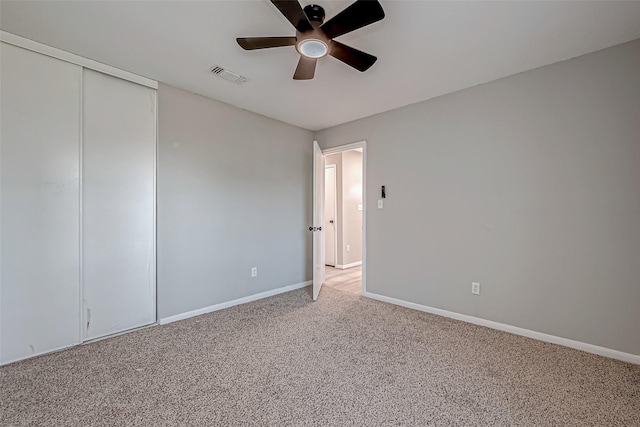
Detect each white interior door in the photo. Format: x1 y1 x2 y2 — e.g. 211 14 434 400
324 165 337 267
82 69 156 340
0 43 81 364
312 141 325 300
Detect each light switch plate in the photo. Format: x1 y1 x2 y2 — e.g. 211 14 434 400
377 199 383 209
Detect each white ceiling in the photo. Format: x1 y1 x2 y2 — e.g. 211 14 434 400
2 1 640 131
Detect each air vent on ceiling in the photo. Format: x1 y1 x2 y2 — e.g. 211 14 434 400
210 65 249 85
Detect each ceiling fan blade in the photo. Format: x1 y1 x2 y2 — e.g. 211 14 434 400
271 0 313 33
329 40 377 72
293 56 317 80
237 37 297 50
320 0 385 39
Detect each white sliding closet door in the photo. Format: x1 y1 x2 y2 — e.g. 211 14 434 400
82 70 156 340
0 44 81 364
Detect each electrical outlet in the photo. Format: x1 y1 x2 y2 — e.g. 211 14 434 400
346 244 351 252
251 267 257 277
472 282 480 295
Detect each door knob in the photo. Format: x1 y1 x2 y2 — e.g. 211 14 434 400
318 227 322 231
329 220 334 224
309 226 314 231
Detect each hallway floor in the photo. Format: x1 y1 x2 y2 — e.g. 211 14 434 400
323 265 362 294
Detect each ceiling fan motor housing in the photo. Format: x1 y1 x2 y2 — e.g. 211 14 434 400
303 4 326 25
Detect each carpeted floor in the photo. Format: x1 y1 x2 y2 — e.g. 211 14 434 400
1 286 638 426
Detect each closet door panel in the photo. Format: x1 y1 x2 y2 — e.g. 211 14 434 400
0 43 81 364
82 70 156 340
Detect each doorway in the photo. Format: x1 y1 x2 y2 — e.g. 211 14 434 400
324 164 337 267
321 143 365 295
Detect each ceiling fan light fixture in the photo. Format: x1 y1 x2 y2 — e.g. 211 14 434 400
297 39 328 58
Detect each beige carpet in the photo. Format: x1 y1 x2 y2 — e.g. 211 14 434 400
1 286 638 426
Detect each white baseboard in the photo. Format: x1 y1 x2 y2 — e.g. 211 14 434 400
336 261 362 269
158 280 312 325
363 291 640 365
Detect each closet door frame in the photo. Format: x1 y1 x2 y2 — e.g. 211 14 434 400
0 31 157 90
0 31 158 363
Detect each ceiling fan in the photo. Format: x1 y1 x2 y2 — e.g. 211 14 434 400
237 0 385 80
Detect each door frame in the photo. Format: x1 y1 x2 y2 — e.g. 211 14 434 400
312 141 325 300
321 141 367 294
324 164 338 267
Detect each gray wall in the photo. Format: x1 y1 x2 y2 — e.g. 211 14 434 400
315 39 640 355
158 84 313 319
